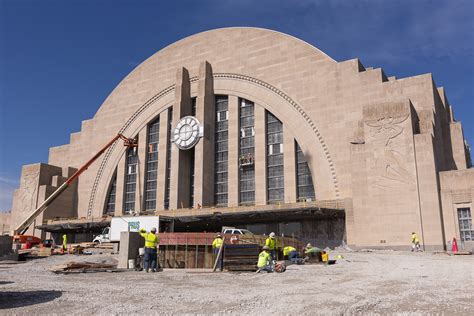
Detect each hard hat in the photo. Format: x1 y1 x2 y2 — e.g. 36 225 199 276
216 233 222 237
151 227 157 233
262 246 270 251
306 243 312 249
269 232 276 238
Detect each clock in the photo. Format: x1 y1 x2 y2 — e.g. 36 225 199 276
173 116 203 150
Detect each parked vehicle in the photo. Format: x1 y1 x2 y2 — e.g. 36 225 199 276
221 226 254 235
93 215 174 243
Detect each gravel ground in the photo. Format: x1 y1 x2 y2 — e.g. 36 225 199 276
0 249 472 315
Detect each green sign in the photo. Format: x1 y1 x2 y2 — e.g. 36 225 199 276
128 221 140 231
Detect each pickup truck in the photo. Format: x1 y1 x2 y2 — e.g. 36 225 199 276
93 215 173 243
221 226 253 235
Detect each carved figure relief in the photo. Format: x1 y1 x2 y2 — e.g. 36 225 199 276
19 173 39 215
366 114 412 186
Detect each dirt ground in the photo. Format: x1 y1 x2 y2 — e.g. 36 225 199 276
0 249 472 315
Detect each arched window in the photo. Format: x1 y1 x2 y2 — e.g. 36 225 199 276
104 171 117 215
295 142 316 201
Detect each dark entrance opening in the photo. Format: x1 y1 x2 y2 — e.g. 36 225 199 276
171 207 345 249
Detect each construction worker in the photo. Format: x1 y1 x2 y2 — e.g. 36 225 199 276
62 234 67 253
265 232 278 260
411 232 421 252
139 227 159 272
212 233 224 271
257 245 273 273
283 246 299 263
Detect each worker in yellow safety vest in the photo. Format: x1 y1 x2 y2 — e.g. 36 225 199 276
257 245 273 273
212 233 224 271
283 246 299 262
62 234 67 253
411 232 421 252
265 232 278 259
139 227 160 272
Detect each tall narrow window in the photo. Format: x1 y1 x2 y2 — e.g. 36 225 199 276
124 144 138 214
104 172 117 215
189 98 196 207
239 98 255 205
144 118 159 211
164 108 173 209
458 207 473 241
266 111 284 203
215 96 229 206
295 142 316 201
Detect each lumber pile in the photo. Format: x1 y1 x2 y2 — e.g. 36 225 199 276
223 244 259 271
95 243 114 249
50 261 118 274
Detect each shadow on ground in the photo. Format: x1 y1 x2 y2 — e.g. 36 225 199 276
0 281 14 285
0 290 62 309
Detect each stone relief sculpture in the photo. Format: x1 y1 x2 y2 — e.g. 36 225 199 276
19 173 39 215
366 114 412 186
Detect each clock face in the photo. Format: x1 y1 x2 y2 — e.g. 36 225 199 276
173 116 201 150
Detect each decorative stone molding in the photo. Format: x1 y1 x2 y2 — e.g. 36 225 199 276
87 73 340 217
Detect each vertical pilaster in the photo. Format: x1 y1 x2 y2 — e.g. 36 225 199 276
114 156 126 216
254 104 267 205
156 109 170 210
227 95 239 206
170 68 192 209
283 129 297 203
194 61 215 207
136 128 147 214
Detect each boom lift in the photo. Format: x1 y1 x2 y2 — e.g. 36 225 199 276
13 134 137 236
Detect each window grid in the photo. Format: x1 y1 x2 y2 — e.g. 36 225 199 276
215 96 229 206
239 98 255 205
164 108 173 209
144 118 160 211
296 142 316 201
104 172 117 215
266 111 284 203
123 145 138 214
458 207 473 241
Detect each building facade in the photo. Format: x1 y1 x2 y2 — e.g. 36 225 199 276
9 28 473 250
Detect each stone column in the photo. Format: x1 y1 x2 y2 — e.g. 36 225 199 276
193 61 215 207
283 129 297 203
169 68 193 209
254 104 267 206
227 95 239 207
156 109 170 210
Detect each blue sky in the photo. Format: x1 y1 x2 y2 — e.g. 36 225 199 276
0 0 473 211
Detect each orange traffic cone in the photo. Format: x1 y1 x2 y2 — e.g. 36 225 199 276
452 237 458 253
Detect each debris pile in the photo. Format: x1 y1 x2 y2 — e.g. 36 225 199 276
50 261 118 274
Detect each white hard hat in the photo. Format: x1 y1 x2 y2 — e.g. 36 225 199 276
151 227 157 233
269 232 276 238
